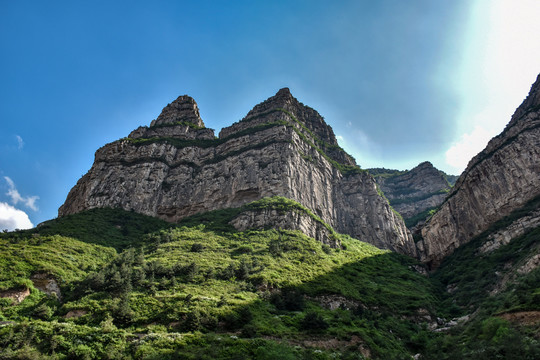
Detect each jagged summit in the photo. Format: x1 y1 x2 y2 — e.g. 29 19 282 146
127 95 214 141
509 73 540 124
151 95 204 128
415 161 434 169
231 87 339 147
217 88 354 166
372 161 452 226
245 88 296 118
275 87 292 96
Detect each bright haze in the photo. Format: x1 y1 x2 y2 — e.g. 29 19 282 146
1 0 539 229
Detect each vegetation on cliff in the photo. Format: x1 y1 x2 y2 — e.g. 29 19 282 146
424 197 540 359
1 201 437 359
1 196 539 359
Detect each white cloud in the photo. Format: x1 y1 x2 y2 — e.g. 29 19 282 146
452 0 540 142
16 135 24 149
3 176 39 211
0 202 33 231
445 126 493 173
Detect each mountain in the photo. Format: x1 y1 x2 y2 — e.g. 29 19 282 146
1 76 540 359
369 162 454 228
59 88 416 257
419 74 540 268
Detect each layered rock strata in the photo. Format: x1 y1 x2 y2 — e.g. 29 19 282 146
59 89 416 256
372 162 452 221
230 207 339 248
419 73 540 268
477 209 540 254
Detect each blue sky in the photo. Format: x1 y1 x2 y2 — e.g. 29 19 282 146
1 0 539 230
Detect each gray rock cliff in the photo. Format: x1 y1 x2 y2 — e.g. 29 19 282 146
59 89 417 257
230 207 339 249
419 73 540 268
372 162 452 224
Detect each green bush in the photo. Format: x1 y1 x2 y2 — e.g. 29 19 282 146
190 243 204 252
300 312 329 332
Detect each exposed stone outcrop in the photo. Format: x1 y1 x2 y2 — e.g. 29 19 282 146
312 295 360 310
59 89 416 256
128 124 215 141
488 238 540 296
230 208 339 248
128 95 215 140
153 95 204 127
477 209 540 254
372 162 452 222
419 73 540 268
31 272 61 301
517 253 540 275
0 287 30 304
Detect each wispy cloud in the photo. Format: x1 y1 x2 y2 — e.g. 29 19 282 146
16 135 24 149
3 176 39 211
0 202 33 231
445 126 493 173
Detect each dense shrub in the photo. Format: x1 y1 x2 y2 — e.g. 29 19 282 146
270 287 305 311
190 243 204 252
300 312 329 332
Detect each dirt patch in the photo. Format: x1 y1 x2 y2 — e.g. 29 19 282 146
498 311 540 326
264 334 370 357
0 288 30 303
64 310 88 319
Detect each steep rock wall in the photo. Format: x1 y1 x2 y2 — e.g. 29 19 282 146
419 74 540 268
59 89 416 256
374 162 452 221
230 208 339 248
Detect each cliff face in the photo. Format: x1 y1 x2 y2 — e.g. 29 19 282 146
372 162 452 224
419 74 540 268
59 89 416 257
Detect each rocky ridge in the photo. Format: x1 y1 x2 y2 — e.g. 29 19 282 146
419 73 540 268
477 208 540 254
59 89 416 256
370 162 452 225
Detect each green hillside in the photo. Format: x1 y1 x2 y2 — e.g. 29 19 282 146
423 196 540 359
0 197 539 359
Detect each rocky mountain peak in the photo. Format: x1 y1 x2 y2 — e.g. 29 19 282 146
275 87 293 97
128 94 214 141
509 73 540 124
244 88 295 117
236 88 339 147
415 161 434 170
152 95 204 128
372 161 452 227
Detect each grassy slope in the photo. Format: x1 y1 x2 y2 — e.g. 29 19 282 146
0 199 439 360
425 196 540 359
1 196 538 359
0 235 115 291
